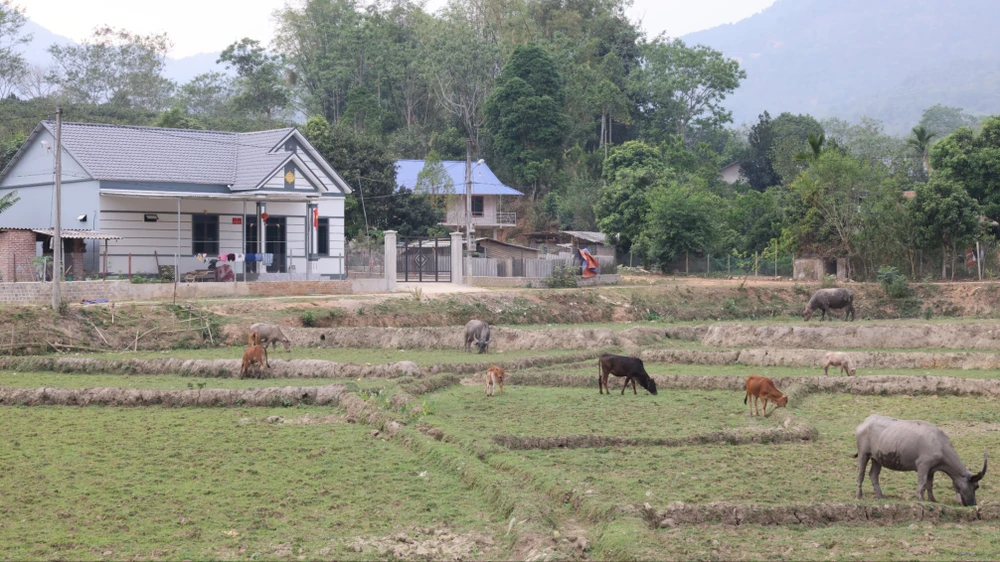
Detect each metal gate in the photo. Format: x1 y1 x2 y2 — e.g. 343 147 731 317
397 237 452 282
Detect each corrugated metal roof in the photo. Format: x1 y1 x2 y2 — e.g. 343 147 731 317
395 159 523 196
475 237 539 253
561 231 607 244
1 227 121 240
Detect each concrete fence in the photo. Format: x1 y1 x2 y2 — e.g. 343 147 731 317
0 279 353 304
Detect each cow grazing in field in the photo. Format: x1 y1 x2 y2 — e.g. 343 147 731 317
803 288 856 321
824 352 857 376
464 320 492 354
744 375 788 417
485 365 505 397
250 323 292 352
598 354 658 395
240 344 270 378
854 414 987 506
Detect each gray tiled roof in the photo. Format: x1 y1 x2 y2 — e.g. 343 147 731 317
41 121 297 188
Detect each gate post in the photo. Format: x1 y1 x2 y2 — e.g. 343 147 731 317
450 231 465 285
384 230 397 292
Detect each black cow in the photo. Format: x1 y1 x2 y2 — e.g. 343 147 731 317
598 354 658 395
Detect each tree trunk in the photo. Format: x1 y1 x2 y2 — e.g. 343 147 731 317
599 111 606 150
942 242 948 280
951 240 957 281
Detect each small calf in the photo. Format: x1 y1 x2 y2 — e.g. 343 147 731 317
744 375 788 417
823 352 856 376
241 344 270 378
485 365 505 397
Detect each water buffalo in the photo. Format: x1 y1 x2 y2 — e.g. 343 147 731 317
854 414 987 506
250 323 292 351
464 319 492 354
804 288 855 321
598 354 658 395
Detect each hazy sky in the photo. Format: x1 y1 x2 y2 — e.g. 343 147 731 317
21 0 777 58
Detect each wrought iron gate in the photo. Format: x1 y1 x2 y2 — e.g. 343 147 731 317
397 237 452 282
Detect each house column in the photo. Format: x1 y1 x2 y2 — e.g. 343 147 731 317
384 230 397 292
450 231 464 285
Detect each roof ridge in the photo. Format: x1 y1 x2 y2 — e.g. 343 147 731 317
42 121 240 137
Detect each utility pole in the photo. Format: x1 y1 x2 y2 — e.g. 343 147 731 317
52 106 62 311
465 138 473 285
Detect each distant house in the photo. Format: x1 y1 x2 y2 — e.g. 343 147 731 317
720 162 742 184
475 237 539 260
0 121 351 280
395 159 523 240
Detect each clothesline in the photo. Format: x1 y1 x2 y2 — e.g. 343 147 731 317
196 253 275 266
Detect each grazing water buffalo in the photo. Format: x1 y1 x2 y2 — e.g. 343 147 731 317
804 288 855 321
464 319 492 354
598 354 658 395
743 375 787 417
250 323 292 351
854 414 987 506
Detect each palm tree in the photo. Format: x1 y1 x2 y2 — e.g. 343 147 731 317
0 191 18 215
793 132 826 162
907 125 936 173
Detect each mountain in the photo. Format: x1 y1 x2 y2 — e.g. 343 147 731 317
22 19 225 86
683 0 1000 133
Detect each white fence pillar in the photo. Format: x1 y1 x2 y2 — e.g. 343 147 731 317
384 230 397 292
450 231 465 285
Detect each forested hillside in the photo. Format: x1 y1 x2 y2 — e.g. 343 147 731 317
1 0 999 282
684 0 1000 132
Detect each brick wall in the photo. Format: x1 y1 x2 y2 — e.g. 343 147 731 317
248 280 351 297
0 230 37 283
68 239 86 280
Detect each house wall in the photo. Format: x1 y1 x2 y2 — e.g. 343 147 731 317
0 129 91 189
97 194 346 279
445 195 501 227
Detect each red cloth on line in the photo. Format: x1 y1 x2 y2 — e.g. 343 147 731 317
579 248 600 279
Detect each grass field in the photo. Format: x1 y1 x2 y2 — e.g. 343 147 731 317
6 318 1000 560
0 406 496 560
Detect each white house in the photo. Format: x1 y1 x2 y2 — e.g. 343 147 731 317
395 159 523 240
0 121 350 280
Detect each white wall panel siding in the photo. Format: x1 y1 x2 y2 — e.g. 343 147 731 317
0 129 91 188
263 170 285 189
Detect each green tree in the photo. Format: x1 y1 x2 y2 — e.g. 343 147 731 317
303 115 397 239
177 72 234 120
47 26 175 110
153 106 205 130
595 141 670 253
906 125 936 173
631 37 745 144
770 112 824 182
218 38 290 125
0 1 30 99
918 104 980 138
930 116 1000 221
484 43 567 198
738 111 781 191
909 174 982 279
641 182 721 270
790 150 877 265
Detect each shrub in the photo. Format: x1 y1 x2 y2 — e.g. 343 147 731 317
601 261 618 274
545 264 578 288
300 311 317 327
877 266 912 299
820 274 838 288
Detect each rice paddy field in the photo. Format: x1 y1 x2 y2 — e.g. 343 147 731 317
3 316 1000 560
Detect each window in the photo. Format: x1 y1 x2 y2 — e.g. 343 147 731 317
192 214 220 255
471 196 484 217
317 217 329 255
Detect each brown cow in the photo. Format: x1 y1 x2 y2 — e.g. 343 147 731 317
241 344 270 378
485 365 505 397
744 375 788 417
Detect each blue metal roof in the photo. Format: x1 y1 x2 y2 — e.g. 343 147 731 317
395 159 524 196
